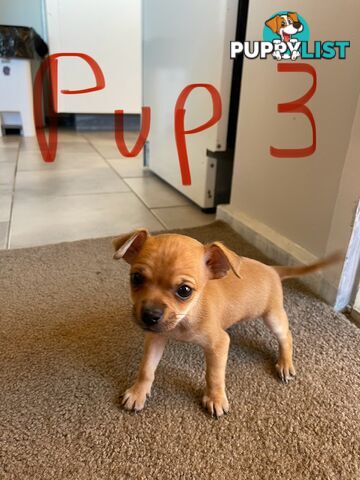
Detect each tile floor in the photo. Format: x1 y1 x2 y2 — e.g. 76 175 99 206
0 130 215 249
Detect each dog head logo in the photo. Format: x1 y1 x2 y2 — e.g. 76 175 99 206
265 12 303 43
264 11 309 61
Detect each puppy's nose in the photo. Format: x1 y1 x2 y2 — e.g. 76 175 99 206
141 307 163 326
293 21 301 29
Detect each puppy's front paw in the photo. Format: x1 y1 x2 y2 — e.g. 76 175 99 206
121 382 151 412
202 391 229 418
276 360 296 384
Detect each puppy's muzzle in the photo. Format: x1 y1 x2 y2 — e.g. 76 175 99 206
141 306 164 327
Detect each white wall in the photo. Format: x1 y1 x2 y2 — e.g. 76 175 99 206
0 0 46 38
45 0 142 114
230 0 360 256
325 94 360 285
219 0 360 301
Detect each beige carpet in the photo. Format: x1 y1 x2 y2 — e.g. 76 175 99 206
0 221 359 479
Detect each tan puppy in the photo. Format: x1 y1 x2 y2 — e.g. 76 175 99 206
112 229 340 418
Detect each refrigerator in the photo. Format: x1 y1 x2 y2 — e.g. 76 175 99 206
143 0 248 210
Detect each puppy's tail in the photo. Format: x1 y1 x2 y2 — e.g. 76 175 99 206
273 251 343 280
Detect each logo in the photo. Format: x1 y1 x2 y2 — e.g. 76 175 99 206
230 11 350 61
263 11 308 60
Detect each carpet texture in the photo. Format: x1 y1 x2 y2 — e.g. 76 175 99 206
0 221 359 479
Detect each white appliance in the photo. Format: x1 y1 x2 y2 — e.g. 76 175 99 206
143 0 244 209
0 58 36 136
45 0 142 114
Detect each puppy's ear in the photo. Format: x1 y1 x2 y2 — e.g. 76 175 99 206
204 242 242 279
265 15 280 33
288 12 299 23
112 228 149 264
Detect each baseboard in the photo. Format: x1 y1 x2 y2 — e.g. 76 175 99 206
74 114 140 131
351 308 360 326
217 204 339 305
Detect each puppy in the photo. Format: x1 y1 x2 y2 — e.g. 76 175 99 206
112 229 340 418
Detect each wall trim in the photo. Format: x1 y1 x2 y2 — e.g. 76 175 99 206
350 308 360 326
217 204 339 305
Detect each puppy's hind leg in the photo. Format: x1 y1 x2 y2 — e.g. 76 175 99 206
264 308 296 383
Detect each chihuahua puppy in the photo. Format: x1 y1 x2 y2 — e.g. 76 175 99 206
112 229 340 418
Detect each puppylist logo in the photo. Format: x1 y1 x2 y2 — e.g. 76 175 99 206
230 11 350 61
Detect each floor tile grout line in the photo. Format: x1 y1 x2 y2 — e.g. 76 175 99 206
7 134 122 249
10 133 198 241
149 208 170 230
120 178 194 210
8 187 195 204
6 141 21 249
5 132 204 248
120 178 190 217
18 136 189 208
89 140 168 230
11 190 137 199
8 186 193 204
150 205 201 211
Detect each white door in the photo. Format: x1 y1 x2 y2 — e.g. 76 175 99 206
45 0 142 114
143 0 238 208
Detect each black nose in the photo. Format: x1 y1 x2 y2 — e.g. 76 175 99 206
293 21 301 29
141 307 163 326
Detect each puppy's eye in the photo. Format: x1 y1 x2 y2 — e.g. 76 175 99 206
176 284 193 299
281 21 286 26
130 272 145 287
